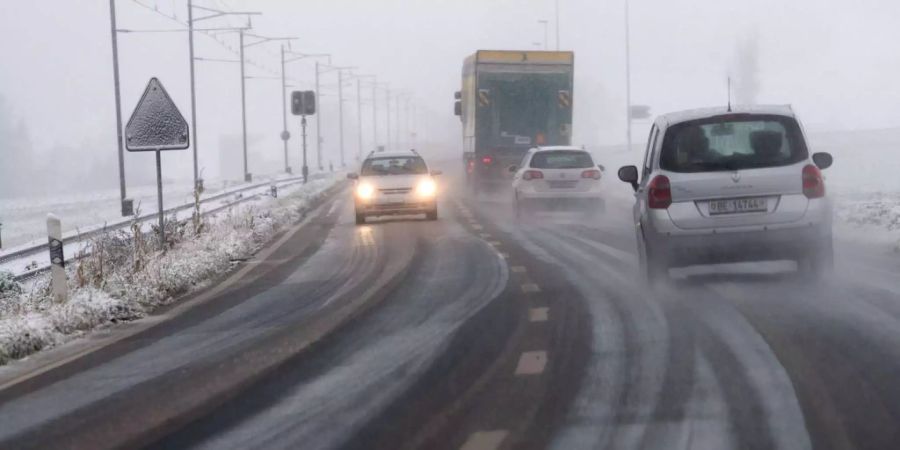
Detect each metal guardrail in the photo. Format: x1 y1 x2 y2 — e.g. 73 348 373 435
5 174 334 282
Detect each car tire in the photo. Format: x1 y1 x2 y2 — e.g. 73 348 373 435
639 240 668 285
800 236 834 279
426 208 438 221
355 212 366 225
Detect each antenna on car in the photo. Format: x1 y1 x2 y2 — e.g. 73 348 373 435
727 76 732 112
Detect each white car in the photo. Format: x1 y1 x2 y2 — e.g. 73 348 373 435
616 105 834 282
510 146 605 215
348 150 441 225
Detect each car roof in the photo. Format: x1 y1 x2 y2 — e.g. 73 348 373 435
365 150 423 159
657 105 796 127
531 145 587 152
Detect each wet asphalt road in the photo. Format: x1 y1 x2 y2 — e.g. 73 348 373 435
2 174 900 449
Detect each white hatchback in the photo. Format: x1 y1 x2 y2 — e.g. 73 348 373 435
510 146 605 215
617 106 834 282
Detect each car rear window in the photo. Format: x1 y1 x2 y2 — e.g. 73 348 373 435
529 150 594 169
659 114 809 173
361 156 427 176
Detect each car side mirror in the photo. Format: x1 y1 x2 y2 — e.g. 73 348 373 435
347 173 359 180
597 164 606 172
430 170 443 176
812 152 833 170
507 165 517 173
618 165 639 191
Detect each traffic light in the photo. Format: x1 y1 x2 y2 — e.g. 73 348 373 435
291 90 316 115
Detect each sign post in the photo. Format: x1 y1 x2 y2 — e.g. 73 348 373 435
292 90 317 183
125 78 190 250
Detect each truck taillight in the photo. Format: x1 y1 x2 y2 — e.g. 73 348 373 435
647 175 672 209
581 169 601 180
523 170 544 180
802 164 825 198
482 156 493 165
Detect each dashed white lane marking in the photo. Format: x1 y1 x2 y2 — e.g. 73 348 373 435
529 307 549 322
511 266 527 273
515 351 548 375
521 283 541 293
487 240 502 247
499 252 509 258
460 430 508 450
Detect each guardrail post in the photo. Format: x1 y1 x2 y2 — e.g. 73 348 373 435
47 214 67 303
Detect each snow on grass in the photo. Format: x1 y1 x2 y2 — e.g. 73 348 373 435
0 176 341 366
834 192 900 251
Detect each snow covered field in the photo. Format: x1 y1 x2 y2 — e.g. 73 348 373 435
0 175 342 365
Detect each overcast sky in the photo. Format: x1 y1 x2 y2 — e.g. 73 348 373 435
1 0 898 186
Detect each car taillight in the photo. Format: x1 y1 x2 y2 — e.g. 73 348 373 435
466 159 475 173
802 164 825 198
581 169 602 180
523 170 544 180
647 175 672 209
482 156 493 165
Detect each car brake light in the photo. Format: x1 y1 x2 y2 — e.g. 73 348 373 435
482 156 493 165
523 170 544 180
647 175 672 209
581 169 602 180
802 164 825 198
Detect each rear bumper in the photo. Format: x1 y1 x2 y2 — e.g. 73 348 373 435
644 222 831 266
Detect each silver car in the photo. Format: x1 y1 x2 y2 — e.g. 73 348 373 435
617 106 834 282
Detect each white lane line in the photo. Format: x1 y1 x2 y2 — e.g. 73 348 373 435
521 283 540 293
479 233 492 238
499 252 509 259
460 430 508 450
515 351 548 375
529 307 549 322
511 265 527 273
488 240 502 247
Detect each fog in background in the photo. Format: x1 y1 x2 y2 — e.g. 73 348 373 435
1 0 899 198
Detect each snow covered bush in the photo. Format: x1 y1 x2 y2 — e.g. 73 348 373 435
0 177 340 366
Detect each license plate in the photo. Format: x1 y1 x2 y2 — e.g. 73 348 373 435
708 197 768 215
548 180 578 189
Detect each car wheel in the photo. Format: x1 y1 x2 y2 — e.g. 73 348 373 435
426 208 438 221
355 212 366 225
800 237 834 279
639 241 668 285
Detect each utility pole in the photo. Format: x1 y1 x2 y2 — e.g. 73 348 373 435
109 0 131 216
371 79 378 148
625 0 632 150
395 92 401 148
315 61 322 170
239 30 250 182
555 0 561 50
385 87 391 149
338 68 345 167
280 44 290 173
357 78 363 161
538 19 549 50
187 0 199 191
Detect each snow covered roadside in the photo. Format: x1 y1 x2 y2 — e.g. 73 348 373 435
0 175 343 366
834 193 900 251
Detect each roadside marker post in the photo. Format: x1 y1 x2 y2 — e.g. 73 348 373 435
125 78 190 250
47 214 67 303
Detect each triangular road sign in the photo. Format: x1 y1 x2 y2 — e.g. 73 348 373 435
125 77 190 152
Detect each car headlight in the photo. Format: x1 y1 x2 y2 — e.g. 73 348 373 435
356 182 375 200
416 179 437 197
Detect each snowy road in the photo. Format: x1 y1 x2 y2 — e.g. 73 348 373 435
2 171 900 449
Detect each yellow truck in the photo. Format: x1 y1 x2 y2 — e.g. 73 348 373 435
454 50 575 193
